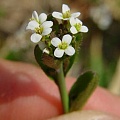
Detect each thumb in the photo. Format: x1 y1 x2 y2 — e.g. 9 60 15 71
48 110 120 120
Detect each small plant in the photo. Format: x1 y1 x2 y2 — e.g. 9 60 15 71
26 4 98 113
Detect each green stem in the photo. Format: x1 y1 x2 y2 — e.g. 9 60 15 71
57 61 69 113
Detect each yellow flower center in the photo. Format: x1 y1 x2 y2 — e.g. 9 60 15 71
74 23 81 31
35 27 43 34
63 11 71 19
58 42 68 50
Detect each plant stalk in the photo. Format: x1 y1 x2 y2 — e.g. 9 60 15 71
57 61 69 113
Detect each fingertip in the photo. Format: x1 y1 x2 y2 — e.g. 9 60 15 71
84 87 120 118
48 110 120 120
0 59 62 119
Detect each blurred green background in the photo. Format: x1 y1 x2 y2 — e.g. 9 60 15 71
0 0 120 95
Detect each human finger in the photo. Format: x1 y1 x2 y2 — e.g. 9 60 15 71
48 110 120 120
0 59 62 120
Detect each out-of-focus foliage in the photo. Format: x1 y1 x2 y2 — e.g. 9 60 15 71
0 0 120 95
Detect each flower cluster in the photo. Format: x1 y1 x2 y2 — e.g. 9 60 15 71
26 4 88 58
26 11 53 43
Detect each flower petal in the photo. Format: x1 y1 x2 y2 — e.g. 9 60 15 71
76 18 82 25
65 46 75 56
26 21 39 30
51 37 61 47
70 17 76 26
62 34 72 45
31 33 42 43
70 26 78 34
62 4 70 13
39 13 47 24
80 26 88 32
54 48 64 58
42 28 52 35
32 11 39 21
42 21 53 28
70 18 82 26
71 12 81 18
52 12 63 19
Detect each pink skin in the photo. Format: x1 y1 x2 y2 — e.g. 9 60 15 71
0 59 120 120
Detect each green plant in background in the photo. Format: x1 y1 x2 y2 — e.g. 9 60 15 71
26 4 98 113
0 8 6 18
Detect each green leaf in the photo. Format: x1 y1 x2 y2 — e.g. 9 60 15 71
74 33 83 52
63 54 76 76
34 45 57 80
69 71 98 112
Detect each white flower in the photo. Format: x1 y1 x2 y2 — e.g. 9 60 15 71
31 11 47 24
26 12 53 43
52 4 80 20
70 17 88 34
51 34 75 58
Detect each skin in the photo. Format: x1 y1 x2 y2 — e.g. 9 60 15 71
0 59 120 120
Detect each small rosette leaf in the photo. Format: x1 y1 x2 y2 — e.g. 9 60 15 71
34 45 60 80
69 71 98 112
63 54 76 76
